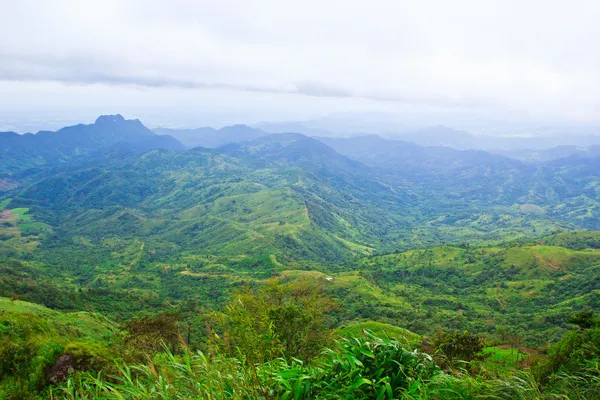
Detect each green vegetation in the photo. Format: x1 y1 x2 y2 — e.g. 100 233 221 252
482 346 527 373
3 118 600 397
337 321 421 348
0 298 117 399
3 285 600 399
341 233 600 346
0 198 11 210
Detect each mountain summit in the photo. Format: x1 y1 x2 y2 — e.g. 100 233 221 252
0 115 184 175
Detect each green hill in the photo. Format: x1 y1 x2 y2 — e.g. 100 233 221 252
0 115 184 177
0 297 118 399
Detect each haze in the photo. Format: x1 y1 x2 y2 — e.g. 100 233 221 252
1 0 599 132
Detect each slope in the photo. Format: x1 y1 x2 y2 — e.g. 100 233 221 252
154 124 268 148
0 114 185 176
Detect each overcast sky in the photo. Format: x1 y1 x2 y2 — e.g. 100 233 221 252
1 0 599 129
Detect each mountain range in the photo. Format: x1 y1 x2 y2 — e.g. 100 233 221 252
2 114 600 265
154 124 267 148
0 114 184 176
3 114 600 398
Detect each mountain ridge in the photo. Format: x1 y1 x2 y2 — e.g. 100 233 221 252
154 124 268 148
0 114 185 176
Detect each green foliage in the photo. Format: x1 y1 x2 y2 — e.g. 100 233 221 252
0 198 11 210
431 330 486 368
57 332 439 400
541 325 600 398
273 331 439 399
0 298 117 399
481 346 529 374
63 342 114 372
5 296 600 399
122 313 182 360
4 124 600 398
545 327 600 375
568 310 597 330
337 321 422 349
344 237 600 346
211 280 337 363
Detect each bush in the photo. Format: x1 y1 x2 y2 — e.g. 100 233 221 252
63 341 114 372
269 330 439 399
210 280 337 363
60 332 440 400
430 330 486 369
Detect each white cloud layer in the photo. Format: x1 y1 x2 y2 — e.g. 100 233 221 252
1 0 600 124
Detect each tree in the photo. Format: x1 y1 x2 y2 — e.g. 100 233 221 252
568 310 596 330
123 313 181 359
431 330 485 368
210 280 337 364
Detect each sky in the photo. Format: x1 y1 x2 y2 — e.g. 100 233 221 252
1 0 600 130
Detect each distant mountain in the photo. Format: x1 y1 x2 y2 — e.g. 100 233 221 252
154 124 268 148
317 135 524 177
5 116 600 269
0 114 184 175
395 126 600 152
490 145 600 162
396 126 475 150
217 133 363 171
252 121 333 136
315 134 600 223
252 112 600 150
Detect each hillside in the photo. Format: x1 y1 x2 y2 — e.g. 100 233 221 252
2 208 599 347
2 117 600 399
0 115 184 176
0 297 118 398
318 135 600 229
3 128 590 280
6 139 401 265
154 124 268 148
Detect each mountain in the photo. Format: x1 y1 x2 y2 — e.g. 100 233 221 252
317 134 527 186
252 121 333 136
253 113 600 151
491 145 600 162
396 125 475 149
5 133 412 266
154 124 268 148
217 133 364 171
4 116 600 399
2 118 600 294
0 114 184 176
317 134 600 229
396 126 600 152
3 126 597 282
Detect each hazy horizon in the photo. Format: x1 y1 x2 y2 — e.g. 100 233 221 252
3 0 600 134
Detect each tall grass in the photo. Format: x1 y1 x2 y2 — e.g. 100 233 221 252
58 331 590 400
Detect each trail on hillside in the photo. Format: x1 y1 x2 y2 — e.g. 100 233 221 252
533 254 562 271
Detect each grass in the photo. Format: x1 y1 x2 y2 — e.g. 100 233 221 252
0 297 119 399
0 297 117 340
337 321 421 348
483 346 528 373
0 198 11 210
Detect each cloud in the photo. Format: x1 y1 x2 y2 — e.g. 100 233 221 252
1 0 600 123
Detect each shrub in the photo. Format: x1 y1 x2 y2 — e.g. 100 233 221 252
430 330 486 369
269 331 439 399
210 280 337 364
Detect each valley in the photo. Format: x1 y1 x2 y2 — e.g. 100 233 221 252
2 116 600 399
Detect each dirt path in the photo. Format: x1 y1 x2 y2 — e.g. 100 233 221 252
534 254 562 271
0 210 17 223
129 240 145 267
